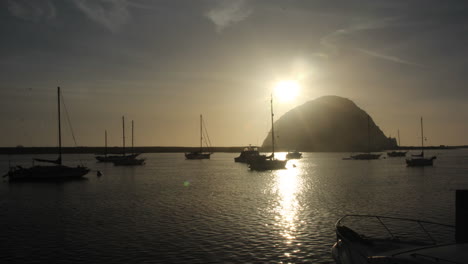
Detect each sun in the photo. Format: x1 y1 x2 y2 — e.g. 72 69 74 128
274 80 300 102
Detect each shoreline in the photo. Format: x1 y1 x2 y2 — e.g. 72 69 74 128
0 145 464 155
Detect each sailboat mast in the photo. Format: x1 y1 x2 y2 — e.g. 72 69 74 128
122 116 125 156
421 117 424 155
105 130 107 157
271 95 275 157
57 86 62 165
200 114 203 152
398 129 401 146
132 120 134 155
367 115 370 153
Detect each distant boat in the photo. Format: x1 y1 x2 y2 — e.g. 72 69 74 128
95 130 135 162
406 117 436 167
4 87 89 181
112 119 145 166
387 129 407 157
347 115 381 160
286 150 302 159
387 151 407 157
185 115 213 160
249 95 287 171
349 153 381 160
234 145 265 163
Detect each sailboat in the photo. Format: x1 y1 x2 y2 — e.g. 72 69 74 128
387 129 407 157
249 95 287 170
112 119 145 166
95 130 129 162
406 117 436 166
4 87 90 181
348 115 381 160
185 115 213 159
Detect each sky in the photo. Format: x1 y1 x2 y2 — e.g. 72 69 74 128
1 0 468 147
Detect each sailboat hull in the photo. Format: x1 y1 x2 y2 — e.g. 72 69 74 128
112 157 145 166
3 87 90 182
406 157 436 167
7 165 89 181
95 154 139 162
185 152 211 159
249 159 287 171
387 151 407 157
350 153 381 160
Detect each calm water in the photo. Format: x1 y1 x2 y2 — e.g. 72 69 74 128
1 149 468 263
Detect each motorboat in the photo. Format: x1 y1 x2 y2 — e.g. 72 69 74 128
332 215 465 264
234 145 264 163
286 150 302 159
345 116 381 160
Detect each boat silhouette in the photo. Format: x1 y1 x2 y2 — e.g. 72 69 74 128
5 87 89 181
249 95 287 171
185 115 213 160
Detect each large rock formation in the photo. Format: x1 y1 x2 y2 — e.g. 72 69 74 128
262 96 396 152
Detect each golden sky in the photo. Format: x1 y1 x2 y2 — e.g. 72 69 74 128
1 0 468 147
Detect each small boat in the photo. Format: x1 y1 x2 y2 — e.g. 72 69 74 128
249 95 286 171
185 115 213 160
234 145 265 163
5 87 90 181
286 150 302 159
406 117 436 167
112 155 145 166
386 151 407 157
406 155 436 166
346 115 381 160
386 129 407 157
331 214 463 264
95 130 138 162
112 119 145 166
349 153 381 160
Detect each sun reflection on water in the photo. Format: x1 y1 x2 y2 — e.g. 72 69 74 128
271 160 304 245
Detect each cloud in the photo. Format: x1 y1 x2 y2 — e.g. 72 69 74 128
320 17 424 67
205 0 252 33
356 48 424 67
320 17 397 50
7 0 56 22
72 0 132 33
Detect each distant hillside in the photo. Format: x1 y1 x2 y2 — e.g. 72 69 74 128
262 96 396 152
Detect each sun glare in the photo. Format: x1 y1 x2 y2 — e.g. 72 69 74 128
274 80 300 102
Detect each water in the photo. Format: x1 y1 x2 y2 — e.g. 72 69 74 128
1 149 468 263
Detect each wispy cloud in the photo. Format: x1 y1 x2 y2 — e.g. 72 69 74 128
356 48 424 67
320 17 424 67
205 0 252 33
7 0 56 22
72 0 132 33
320 17 397 50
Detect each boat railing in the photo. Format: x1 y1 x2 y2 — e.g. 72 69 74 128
335 215 455 245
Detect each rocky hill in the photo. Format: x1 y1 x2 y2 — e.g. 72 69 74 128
262 96 396 152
